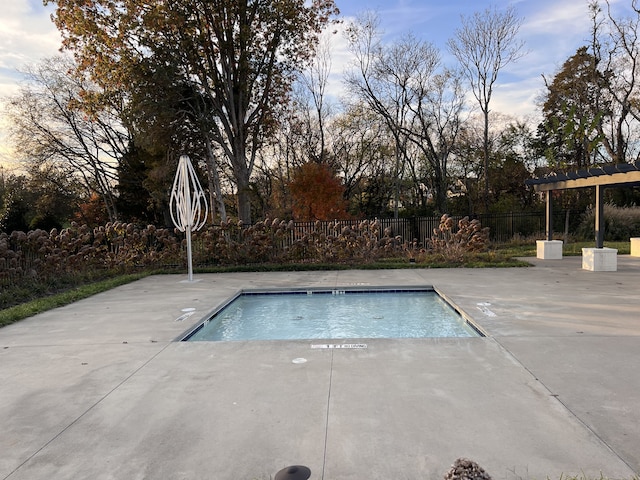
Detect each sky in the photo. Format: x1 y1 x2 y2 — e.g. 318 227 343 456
0 0 636 169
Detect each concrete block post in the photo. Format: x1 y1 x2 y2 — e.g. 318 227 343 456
582 247 618 271
536 240 563 259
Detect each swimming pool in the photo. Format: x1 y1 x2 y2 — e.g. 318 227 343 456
181 287 483 341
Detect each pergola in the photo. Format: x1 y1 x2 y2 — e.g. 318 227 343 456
525 161 640 248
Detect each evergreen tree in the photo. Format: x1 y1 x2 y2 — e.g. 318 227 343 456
537 47 610 170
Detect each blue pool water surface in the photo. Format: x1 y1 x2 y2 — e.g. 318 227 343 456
183 289 481 341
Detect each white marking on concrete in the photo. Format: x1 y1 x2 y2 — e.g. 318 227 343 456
311 344 368 349
175 311 196 322
477 303 497 317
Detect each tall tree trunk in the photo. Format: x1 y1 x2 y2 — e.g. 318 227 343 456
204 137 227 222
434 164 447 213
483 108 490 213
236 178 252 224
393 147 401 219
229 134 253 224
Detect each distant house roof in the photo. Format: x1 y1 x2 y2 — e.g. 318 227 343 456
525 161 640 192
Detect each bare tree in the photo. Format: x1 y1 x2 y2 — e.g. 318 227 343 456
298 32 334 164
344 13 422 217
345 13 465 213
46 0 339 224
589 0 640 163
447 5 525 211
5 55 129 221
404 67 467 211
330 104 396 215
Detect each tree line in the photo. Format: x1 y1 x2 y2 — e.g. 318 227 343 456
2 0 640 234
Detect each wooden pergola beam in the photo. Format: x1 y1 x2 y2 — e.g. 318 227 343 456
528 170 640 192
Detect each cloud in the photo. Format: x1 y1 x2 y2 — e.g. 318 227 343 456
322 2 557 122
321 20 357 103
520 0 591 68
521 0 589 36
0 1 62 168
0 0 62 97
489 0 594 122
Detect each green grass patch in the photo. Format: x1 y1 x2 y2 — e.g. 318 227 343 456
492 242 537 257
494 241 630 257
562 241 630 255
0 273 150 328
193 253 530 272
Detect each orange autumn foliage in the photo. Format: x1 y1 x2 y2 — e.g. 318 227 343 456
288 162 350 221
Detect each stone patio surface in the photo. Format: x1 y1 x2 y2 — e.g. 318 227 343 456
1 256 639 480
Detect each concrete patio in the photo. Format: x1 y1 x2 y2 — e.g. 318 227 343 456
1 256 639 480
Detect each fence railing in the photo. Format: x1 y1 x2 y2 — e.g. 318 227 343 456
288 212 571 244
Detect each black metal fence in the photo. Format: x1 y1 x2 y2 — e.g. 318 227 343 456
475 210 585 241
299 211 580 244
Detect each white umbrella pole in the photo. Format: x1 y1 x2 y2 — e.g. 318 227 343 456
186 227 194 282
169 155 208 282
182 158 194 282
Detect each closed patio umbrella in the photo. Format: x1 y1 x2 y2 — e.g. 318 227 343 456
169 155 208 282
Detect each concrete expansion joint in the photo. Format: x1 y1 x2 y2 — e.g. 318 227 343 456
492 338 635 474
320 348 334 480
1 341 173 480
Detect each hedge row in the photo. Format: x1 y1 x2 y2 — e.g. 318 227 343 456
1 216 489 309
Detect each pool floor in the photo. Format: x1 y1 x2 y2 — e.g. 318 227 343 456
183 288 481 341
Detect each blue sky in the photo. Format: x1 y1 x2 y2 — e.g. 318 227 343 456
332 0 633 120
0 0 637 167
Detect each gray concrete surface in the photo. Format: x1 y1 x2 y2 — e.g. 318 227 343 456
1 257 639 479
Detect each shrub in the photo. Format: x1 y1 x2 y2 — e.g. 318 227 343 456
191 217 402 265
429 215 490 262
576 204 640 241
0 223 183 309
192 218 290 265
1 215 496 309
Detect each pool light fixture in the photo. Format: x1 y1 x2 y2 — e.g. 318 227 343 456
275 465 311 480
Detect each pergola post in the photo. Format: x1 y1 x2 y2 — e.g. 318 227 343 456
595 184 604 249
545 191 553 241
537 190 562 259
583 183 616 271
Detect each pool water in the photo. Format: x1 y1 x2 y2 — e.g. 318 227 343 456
183 289 481 341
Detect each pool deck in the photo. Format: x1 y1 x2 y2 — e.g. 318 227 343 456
1 256 639 480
